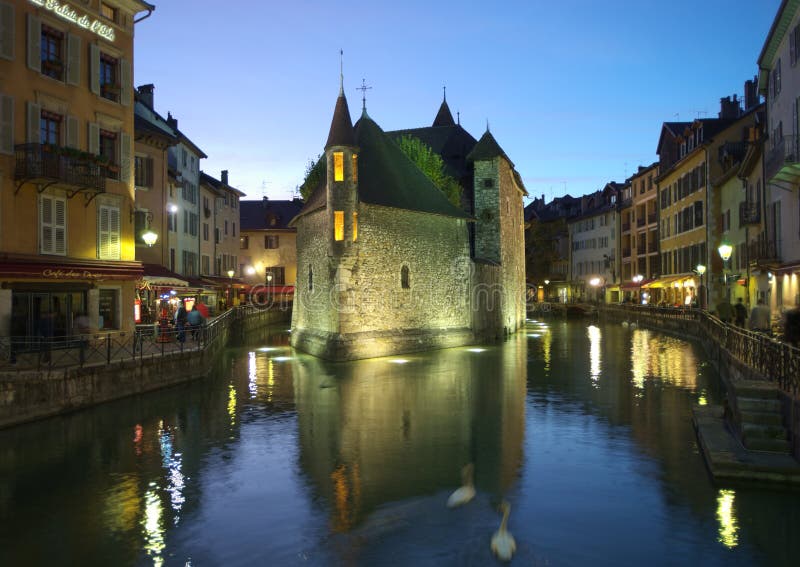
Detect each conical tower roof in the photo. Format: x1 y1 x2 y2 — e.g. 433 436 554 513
432 99 456 127
466 129 511 165
325 93 356 150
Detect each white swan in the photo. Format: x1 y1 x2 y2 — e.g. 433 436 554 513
491 500 516 561
446 463 475 508
622 321 629 328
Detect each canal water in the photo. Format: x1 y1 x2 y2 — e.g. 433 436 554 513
1 320 799 566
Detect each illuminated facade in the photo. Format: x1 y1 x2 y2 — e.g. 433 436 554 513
758 1 800 316
291 88 527 360
0 0 154 337
239 198 303 290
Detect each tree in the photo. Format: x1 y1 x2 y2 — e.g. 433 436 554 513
525 217 565 284
299 154 325 201
396 135 462 207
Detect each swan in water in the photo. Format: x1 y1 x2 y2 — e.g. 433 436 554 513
630 321 638 329
446 463 475 508
622 321 629 328
491 500 516 561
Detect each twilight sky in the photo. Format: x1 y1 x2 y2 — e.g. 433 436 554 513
134 0 780 203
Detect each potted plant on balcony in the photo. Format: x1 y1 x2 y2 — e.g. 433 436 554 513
101 83 121 97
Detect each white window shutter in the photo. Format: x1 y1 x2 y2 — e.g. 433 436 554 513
0 93 13 155
54 198 66 255
120 131 131 184
120 58 131 106
98 206 109 258
0 1 14 61
26 13 40 72
66 115 78 149
26 101 40 143
88 122 99 154
109 207 120 259
66 33 81 86
40 196 53 253
89 43 100 95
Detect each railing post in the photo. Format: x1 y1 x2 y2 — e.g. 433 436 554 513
106 334 111 364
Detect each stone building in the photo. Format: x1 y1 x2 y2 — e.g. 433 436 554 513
290 86 527 360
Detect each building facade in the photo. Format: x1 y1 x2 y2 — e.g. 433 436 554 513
567 187 617 303
0 0 153 338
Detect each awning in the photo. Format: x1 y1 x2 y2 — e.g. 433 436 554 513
642 276 680 289
621 278 654 290
140 264 189 287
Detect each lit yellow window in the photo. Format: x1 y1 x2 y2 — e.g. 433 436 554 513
334 152 344 181
353 212 358 241
352 154 358 183
334 211 344 241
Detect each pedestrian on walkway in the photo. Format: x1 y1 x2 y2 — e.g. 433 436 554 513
734 298 747 327
175 303 188 343
187 306 204 340
749 298 771 335
716 298 733 324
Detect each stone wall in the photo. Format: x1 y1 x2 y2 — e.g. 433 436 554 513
0 307 289 428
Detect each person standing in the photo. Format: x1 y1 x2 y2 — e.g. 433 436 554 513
175 303 188 343
187 306 204 340
749 298 772 335
734 298 747 327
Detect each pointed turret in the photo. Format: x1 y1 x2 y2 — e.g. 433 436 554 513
325 93 356 150
433 99 456 127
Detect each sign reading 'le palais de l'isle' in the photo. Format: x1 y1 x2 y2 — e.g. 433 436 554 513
29 0 115 42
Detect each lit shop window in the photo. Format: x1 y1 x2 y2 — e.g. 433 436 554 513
334 152 344 181
334 211 344 241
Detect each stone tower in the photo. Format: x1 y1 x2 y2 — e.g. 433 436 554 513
469 128 505 263
325 85 359 257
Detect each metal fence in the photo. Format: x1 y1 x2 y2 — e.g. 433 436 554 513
604 304 800 396
0 306 262 372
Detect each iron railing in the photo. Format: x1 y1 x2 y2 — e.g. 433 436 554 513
0 305 288 372
14 143 107 192
748 232 780 263
765 134 799 181
603 304 799 396
739 201 760 226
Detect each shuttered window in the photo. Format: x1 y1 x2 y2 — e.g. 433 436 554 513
40 195 66 255
98 205 120 259
0 93 12 155
0 1 14 61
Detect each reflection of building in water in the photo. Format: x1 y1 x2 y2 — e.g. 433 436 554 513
291 336 527 531
630 329 698 390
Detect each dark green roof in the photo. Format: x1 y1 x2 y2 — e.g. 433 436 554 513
325 94 356 149
355 115 470 219
433 100 456 127
466 130 511 165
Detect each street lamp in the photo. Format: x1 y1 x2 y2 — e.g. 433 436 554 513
589 277 601 303
142 230 158 247
696 264 707 309
227 269 235 309
718 241 733 301
633 274 643 304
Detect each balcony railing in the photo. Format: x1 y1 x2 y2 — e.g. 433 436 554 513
622 247 631 258
636 244 646 255
748 232 780 264
636 218 645 227
765 134 800 182
647 242 658 253
647 213 657 224
622 222 631 232
14 143 107 194
739 201 760 227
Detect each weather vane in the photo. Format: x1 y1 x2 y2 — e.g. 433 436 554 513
357 78 372 112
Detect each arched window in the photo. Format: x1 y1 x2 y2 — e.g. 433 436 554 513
308 265 313 292
401 265 410 289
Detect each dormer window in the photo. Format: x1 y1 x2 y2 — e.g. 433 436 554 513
334 152 344 182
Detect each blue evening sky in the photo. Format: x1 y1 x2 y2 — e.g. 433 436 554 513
134 0 780 203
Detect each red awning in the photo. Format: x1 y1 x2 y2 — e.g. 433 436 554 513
0 256 143 280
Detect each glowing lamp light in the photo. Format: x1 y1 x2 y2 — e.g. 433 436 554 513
169 204 178 213
245 266 256 276
632 274 643 284
272 356 292 362
468 348 486 353
389 359 410 364
142 230 158 247
718 242 733 262
544 280 550 285
227 270 235 278
589 277 601 287
696 264 706 276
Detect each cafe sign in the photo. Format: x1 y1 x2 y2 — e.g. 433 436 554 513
29 0 116 42
43 268 105 279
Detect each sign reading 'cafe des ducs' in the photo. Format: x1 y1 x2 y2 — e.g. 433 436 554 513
29 0 115 42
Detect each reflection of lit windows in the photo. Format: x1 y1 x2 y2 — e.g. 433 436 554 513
401 265 410 289
334 152 344 181
716 489 738 548
334 211 344 241
588 325 601 381
353 212 358 241
352 154 358 182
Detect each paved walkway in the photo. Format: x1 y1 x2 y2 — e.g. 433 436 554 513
693 404 800 484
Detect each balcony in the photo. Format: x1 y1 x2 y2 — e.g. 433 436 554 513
636 218 645 228
765 135 800 184
14 144 107 198
739 201 760 227
636 244 646 255
647 242 658 253
647 213 657 224
748 232 780 265
622 222 631 232
622 247 631 258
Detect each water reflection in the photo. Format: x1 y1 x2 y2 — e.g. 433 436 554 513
588 325 602 383
141 483 166 566
630 329 698 391
717 489 739 549
291 337 527 531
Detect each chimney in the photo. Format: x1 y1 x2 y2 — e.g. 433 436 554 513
718 96 741 120
137 84 154 109
221 170 229 185
744 76 759 110
166 112 178 129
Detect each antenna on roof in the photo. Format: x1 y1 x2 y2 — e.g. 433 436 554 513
674 112 680 121
443 85 446 102
357 78 372 113
695 110 707 118
339 49 344 95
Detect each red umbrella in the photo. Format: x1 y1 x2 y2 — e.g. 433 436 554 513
196 302 209 318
